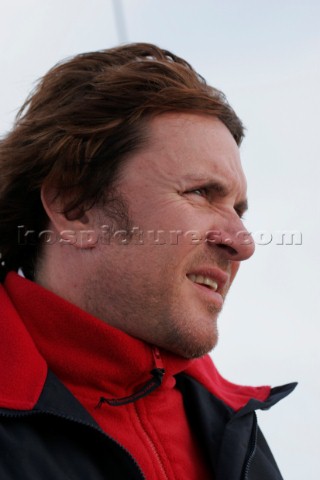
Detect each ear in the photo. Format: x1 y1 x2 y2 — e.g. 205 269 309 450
40 184 98 249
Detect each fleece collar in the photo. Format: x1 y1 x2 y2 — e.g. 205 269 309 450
1 272 271 412
0 278 47 410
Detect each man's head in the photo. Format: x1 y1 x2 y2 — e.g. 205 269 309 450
0 43 243 278
0 43 254 357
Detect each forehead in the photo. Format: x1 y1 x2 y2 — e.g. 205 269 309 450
119 113 247 196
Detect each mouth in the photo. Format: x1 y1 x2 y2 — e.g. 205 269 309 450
186 270 227 310
186 267 229 298
187 274 218 292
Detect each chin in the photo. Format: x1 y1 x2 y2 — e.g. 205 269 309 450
168 329 219 359
179 341 218 359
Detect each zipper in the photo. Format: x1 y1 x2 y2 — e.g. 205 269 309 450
95 347 169 478
242 412 258 480
152 346 165 371
133 347 169 480
133 401 169 480
0 408 146 480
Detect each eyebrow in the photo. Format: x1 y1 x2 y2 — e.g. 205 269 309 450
182 174 249 214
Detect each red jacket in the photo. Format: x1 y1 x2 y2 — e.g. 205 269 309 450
0 272 296 479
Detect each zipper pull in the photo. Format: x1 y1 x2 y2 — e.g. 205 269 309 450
95 348 166 408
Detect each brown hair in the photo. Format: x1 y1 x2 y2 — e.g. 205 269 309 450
0 42 244 281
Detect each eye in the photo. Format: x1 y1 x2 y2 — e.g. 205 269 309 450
187 187 209 198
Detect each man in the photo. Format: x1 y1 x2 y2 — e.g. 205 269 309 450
0 43 295 479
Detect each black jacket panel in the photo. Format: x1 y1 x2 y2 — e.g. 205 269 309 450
175 373 297 480
0 371 144 480
0 370 296 480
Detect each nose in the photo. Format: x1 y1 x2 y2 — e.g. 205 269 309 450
206 221 255 261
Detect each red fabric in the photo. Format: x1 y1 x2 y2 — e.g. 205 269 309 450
1 272 271 479
186 355 271 410
0 282 47 410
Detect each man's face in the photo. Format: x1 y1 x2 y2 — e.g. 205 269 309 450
83 113 254 358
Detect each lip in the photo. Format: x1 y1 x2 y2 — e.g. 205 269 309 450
186 266 229 294
188 281 224 309
186 266 229 310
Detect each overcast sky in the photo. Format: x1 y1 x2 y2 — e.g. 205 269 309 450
1 1 319 478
